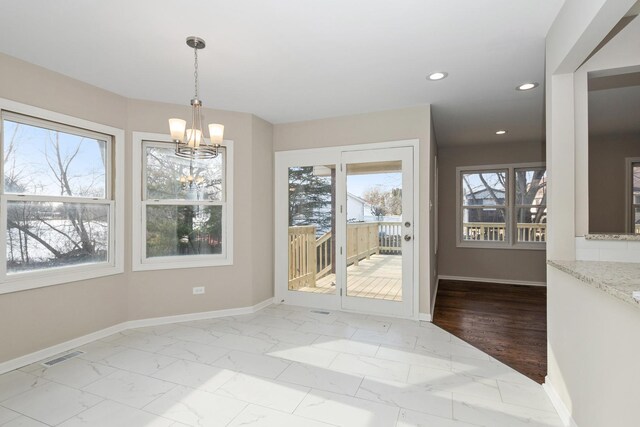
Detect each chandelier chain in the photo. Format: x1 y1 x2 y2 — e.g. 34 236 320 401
193 46 199 99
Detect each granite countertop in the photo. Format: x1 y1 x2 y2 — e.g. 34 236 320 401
586 233 640 241
548 260 640 310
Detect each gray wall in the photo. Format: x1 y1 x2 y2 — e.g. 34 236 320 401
437 141 547 283
589 132 640 233
429 113 438 310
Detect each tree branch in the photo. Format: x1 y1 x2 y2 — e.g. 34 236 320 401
7 221 62 258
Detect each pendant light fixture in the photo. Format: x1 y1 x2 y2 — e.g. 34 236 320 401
169 36 224 160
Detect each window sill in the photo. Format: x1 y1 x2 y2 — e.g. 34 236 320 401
456 242 546 251
132 256 233 272
0 263 124 295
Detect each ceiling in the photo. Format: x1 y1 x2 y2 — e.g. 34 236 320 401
0 0 564 146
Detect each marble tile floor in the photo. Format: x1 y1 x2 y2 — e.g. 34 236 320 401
0 304 563 426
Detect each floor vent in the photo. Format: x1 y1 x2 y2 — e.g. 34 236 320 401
310 310 331 315
41 350 85 367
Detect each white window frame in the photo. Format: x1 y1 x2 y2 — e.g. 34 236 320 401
0 98 125 294
456 162 546 250
132 132 234 271
626 157 640 234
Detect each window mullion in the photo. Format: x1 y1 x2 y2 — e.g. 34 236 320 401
144 199 221 206
4 195 111 204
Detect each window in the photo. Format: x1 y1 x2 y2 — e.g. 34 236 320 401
1 100 124 293
457 163 546 249
132 133 233 270
630 160 640 234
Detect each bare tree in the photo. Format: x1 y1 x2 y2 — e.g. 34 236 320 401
5 123 108 270
362 187 402 219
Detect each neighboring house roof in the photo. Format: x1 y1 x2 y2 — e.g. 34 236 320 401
347 192 367 204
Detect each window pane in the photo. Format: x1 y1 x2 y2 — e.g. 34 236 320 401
462 208 506 241
6 201 109 273
145 144 223 201
516 169 547 205
633 164 640 202
516 207 547 242
634 207 640 235
288 166 333 235
146 205 222 257
462 171 506 206
3 119 107 198
288 165 335 294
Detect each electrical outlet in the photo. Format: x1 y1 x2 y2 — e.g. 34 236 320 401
192 286 205 295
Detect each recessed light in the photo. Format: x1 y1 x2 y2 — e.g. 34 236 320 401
516 82 539 91
427 72 448 81
496 130 507 135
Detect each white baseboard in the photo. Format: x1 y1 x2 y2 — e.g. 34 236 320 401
430 277 440 317
437 275 547 287
416 277 440 323
543 377 579 427
125 297 275 329
0 323 126 375
0 297 274 375
418 313 432 322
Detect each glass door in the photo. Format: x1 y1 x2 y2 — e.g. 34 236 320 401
339 147 414 317
275 145 415 317
275 150 339 309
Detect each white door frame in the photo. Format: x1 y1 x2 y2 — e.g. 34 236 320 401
274 139 420 319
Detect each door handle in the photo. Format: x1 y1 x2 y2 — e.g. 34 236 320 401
404 234 412 241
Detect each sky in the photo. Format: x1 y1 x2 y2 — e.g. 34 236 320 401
3 119 106 198
347 172 401 198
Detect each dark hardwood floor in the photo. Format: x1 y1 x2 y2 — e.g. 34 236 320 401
432 279 547 383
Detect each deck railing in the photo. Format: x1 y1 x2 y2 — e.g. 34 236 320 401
316 231 333 278
288 226 317 290
462 222 547 242
288 222 402 290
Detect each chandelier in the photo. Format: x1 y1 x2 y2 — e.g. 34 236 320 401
169 36 224 160
179 160 206 200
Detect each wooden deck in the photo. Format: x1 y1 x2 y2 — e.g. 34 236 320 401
297 254 402 301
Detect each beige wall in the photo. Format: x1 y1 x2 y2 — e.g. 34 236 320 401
124 100 274 320
251 116 275 305
545 1 640 425
589 132 640 233
547 267 640 427
0 53 274 363
437 141 547 283
274 106 436 315
0 53 129 364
